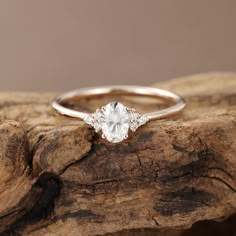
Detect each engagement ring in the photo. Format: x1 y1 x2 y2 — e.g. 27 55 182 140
51 86 186 143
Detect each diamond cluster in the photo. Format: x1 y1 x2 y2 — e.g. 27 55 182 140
84 102 149 143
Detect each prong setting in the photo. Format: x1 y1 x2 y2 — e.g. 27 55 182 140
83 102 149 143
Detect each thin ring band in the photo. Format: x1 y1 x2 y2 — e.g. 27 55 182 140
51 85 186 121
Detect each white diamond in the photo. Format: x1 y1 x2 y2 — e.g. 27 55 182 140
138 115 149 125
84 114 101 132
84 114 94 125
99 102 129 143
84 102 149 143
129 111 149 132
129 112 139 132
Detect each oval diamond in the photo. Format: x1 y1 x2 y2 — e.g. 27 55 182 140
84 102 149 143
100 102 129 143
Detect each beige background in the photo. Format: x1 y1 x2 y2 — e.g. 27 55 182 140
0 0 236 91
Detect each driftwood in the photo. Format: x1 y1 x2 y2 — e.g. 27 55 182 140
0 73 235 236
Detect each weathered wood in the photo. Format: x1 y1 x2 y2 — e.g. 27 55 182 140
0 73 235 236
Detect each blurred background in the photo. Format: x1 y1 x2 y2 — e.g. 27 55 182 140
0 0 236 91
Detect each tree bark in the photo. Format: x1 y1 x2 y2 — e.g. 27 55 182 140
0 73 235 236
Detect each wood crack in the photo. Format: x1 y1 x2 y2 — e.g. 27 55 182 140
0 74 235 235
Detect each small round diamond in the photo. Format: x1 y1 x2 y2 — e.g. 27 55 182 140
84 115 94 125
129 112 139 132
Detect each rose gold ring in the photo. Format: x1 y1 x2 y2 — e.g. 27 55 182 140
51 85 186 143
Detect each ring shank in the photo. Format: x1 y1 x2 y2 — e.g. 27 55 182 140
51 86 186 120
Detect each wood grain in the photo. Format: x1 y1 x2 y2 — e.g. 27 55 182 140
0 73 235 236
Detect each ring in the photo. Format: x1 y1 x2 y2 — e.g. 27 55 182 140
51 86 186 143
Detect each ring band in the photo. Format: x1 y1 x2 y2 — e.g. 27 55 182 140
51 86 186 143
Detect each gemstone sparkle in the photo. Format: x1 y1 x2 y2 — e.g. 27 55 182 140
84 102 149 143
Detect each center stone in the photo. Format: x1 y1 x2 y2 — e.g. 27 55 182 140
100 102 130 143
